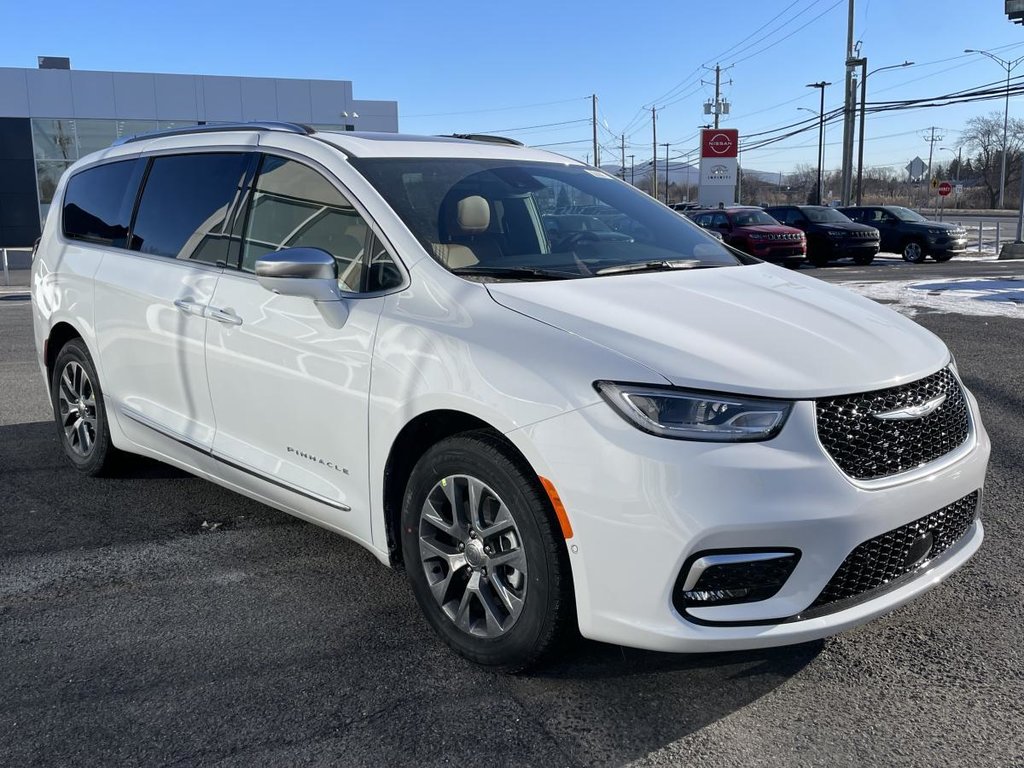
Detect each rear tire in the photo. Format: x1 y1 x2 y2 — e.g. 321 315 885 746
401 431 574 672
902 240 927 263
50 338 122 476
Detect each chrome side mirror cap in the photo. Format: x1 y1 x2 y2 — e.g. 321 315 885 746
255 247 349 328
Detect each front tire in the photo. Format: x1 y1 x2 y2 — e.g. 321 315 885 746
932 251 954 262
401 432 573 671
50 339 121 476
853 253 875 266
902 239 927 263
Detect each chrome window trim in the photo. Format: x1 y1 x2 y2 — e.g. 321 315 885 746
54 143 411 297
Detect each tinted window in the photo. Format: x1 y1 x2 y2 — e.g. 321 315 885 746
131 153 250 262
62 159 145 248
242 156 400 293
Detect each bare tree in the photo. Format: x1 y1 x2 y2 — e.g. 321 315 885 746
961 112 1024 208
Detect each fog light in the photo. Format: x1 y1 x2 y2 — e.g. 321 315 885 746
674 550 800 611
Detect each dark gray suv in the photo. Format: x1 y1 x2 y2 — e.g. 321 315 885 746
838 205 967 263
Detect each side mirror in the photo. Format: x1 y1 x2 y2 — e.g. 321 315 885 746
255 247 349 329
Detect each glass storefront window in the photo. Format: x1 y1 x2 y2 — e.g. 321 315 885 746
32 119 78 161
36 160 73 204
75 119 119 157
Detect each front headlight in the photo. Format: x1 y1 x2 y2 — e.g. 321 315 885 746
928 228 944 236
595 382 793 442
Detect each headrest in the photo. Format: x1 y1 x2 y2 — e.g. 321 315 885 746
457 196 490 233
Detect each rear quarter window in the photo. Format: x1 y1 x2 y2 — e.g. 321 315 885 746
62 159 146 248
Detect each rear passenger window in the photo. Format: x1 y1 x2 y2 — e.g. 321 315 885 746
242 156 400 293
131 153 250 262
62 160 145 248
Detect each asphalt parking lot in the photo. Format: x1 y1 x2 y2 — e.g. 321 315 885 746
2 258 1023 767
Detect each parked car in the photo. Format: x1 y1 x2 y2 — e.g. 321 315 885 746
838 205 968 263
690 206 806 266
764 205 880 267
32 123 989 671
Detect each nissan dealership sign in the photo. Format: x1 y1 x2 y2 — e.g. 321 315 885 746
698 128 739 206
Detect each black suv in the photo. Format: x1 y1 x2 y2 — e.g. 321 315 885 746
838 205 967 263
764 205 880 267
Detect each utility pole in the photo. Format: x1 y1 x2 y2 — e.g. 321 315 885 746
620 134 626 180
702 64 733 129
923 126 944 188
662 143 670 203
591 94 599 168
628 154 635 186
651 106 658 199
840 0 856 205
807 81 831 205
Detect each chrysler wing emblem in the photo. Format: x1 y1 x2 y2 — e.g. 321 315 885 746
872 393 947 421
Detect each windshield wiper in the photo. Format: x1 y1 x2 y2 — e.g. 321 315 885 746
450 266 581 281
596 259 710 276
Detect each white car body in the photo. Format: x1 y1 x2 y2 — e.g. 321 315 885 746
32 126 990 657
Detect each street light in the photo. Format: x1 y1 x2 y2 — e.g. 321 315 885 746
803 82 831 205
964 48 1024 208
852 59 913 205
940 146 963 208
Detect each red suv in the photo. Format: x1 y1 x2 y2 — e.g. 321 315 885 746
691 207 806 266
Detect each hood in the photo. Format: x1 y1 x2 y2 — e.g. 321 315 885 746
902 220 962 232
816 221 878 235
486 264 949 399
738 224 802 236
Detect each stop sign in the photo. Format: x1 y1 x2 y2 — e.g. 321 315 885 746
938 181 953 197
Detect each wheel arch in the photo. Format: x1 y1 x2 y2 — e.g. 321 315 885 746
45 321 87 386
381 409 556 571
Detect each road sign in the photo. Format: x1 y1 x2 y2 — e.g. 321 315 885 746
938 181 953 197
931 177 939 189
955 183 964 196
906 157 927 180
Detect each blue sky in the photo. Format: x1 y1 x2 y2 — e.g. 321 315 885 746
2 0 1023 175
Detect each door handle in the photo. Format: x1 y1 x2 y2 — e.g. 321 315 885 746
206 306 243 326
173 298 205 316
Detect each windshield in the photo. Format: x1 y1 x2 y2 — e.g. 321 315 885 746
803 207 851 223
889 206 927 222
350 158 744 279
730 210 779 227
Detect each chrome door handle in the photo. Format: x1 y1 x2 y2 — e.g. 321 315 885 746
206 306 243 326
173 298 205 316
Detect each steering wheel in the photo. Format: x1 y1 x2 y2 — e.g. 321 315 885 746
552 231 602 252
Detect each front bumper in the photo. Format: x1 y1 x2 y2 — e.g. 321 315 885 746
512 384 990 653
930 235 968 253
750 242 806 261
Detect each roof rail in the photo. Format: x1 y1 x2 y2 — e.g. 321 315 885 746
444 133 524 147
114 121 315 146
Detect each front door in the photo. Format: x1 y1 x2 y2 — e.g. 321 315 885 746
204 154 402 542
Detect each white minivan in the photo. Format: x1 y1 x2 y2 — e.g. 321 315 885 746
32 123 990 670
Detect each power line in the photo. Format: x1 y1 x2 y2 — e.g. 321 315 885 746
401 96 588 118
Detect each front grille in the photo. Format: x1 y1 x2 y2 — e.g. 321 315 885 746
816 367 969 481
810 490 979 609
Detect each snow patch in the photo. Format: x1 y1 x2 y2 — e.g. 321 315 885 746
840 277 1024 319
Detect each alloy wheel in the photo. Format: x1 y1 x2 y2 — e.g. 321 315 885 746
57 361 98 456
418 474 528 638
903 242 925 262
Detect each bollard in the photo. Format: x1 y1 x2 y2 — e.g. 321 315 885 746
978 223 984 253
2 248 8 287
996 221 1001 254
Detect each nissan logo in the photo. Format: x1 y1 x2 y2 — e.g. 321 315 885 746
708 134 734 154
